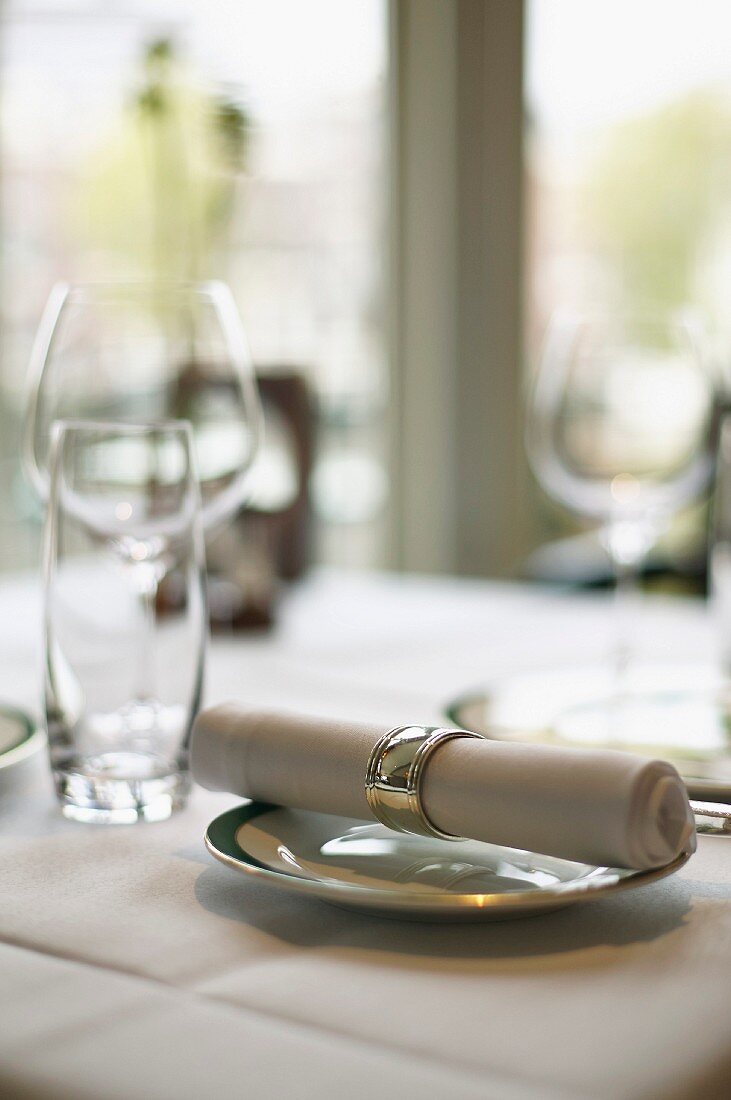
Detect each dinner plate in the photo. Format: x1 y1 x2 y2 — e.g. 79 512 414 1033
0 705 43 772
205 802 690 922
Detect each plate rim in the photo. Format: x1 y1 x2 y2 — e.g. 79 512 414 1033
0 705 43 772
205 802 691 914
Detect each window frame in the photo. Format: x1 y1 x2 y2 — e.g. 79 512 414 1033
387 0 531 576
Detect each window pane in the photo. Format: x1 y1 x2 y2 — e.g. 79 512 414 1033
0 0 388 570
527 0 731 340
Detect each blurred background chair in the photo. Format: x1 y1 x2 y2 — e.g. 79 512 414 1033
161 368 315 631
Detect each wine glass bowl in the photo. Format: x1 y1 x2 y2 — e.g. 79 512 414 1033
24 280 262 532
50 418 201 605
528 311 715 543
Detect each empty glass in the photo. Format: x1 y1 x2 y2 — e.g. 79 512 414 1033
43 419 205 823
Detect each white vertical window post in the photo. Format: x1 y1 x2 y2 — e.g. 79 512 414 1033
388 0 531 577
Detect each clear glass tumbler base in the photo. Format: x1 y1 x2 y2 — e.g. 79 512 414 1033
53 753 191 824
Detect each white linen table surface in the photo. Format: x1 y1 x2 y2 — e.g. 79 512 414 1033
1 568 731 1100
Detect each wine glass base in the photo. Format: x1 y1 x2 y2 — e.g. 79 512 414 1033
53 753 191 824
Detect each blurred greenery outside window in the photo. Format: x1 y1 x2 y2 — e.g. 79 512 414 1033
525 0 731 589
0 0 387 572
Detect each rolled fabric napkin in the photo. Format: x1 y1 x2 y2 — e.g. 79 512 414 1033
191 705 696 869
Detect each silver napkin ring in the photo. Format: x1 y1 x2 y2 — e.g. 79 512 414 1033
365 725 481 841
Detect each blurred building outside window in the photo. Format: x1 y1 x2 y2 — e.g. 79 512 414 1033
525 0 731 585
0 0 388 573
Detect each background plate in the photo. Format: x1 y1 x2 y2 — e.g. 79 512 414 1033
0 705 42 772
446 664 731 803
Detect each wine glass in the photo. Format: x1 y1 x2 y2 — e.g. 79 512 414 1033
527 308 717 749
24 281 262 532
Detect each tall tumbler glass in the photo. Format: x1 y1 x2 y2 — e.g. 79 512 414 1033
44 419 206 823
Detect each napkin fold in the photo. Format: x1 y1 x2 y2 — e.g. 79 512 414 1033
191 705 696 869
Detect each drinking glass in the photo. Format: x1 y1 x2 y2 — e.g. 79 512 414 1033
527 309 716 746
25 280 262 532
44 419 205 823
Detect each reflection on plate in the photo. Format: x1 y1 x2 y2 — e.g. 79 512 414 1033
0 705 43 772
205 802 689 923
446 664 731 806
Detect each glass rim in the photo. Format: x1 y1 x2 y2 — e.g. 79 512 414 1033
50 417 195 439
546 304 705 331
53 278 232 304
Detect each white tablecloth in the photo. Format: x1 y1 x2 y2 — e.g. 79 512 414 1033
2 569 731 1100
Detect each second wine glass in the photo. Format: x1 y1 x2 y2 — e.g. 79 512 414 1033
24 280 262 533
527 309 716 744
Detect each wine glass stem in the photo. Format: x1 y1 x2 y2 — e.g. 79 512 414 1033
605 516 654 699
133 566 158 704
612 553 638 697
